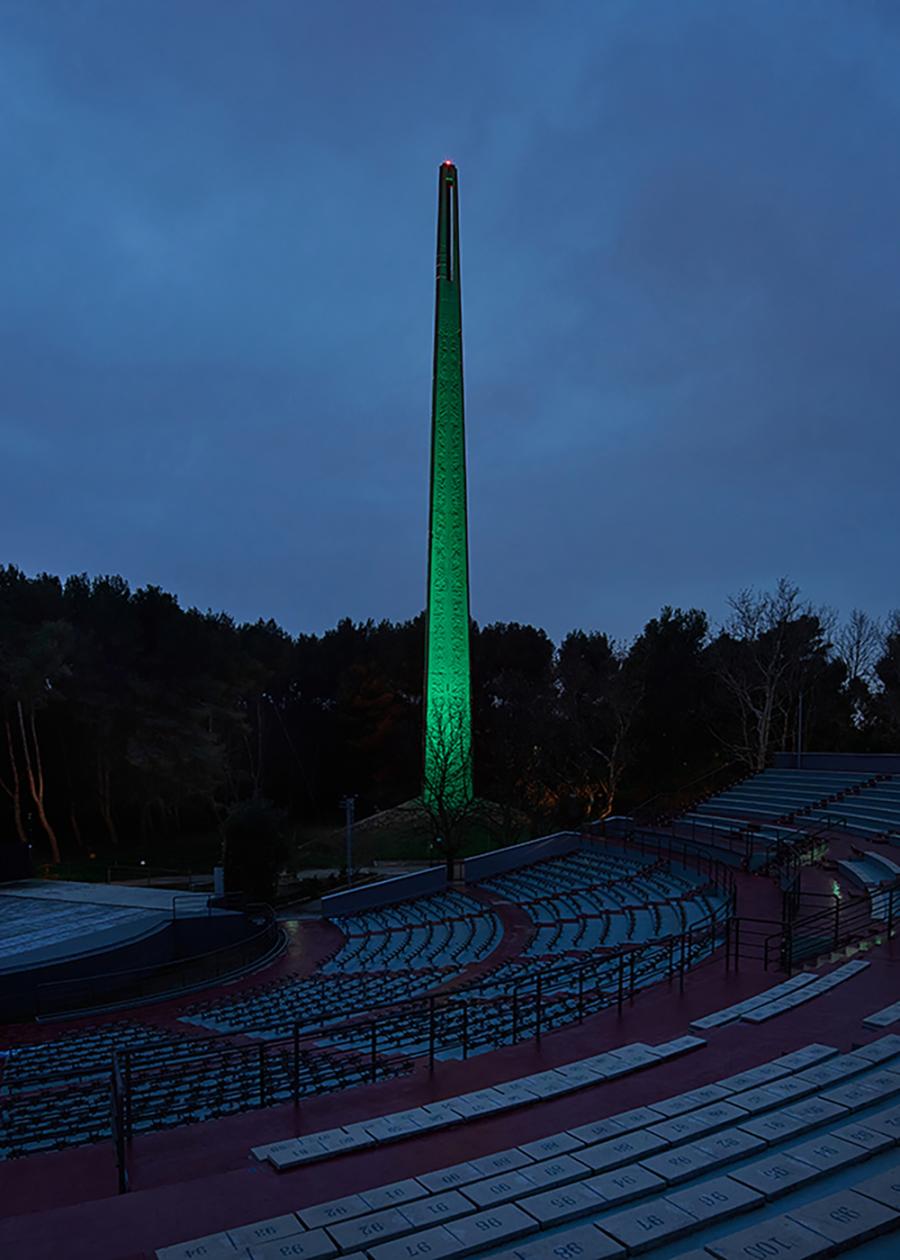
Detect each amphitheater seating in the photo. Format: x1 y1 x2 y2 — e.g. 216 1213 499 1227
312 925 726 1067
695 769 875 825
0 1019 172 1086
183 894 501 1039
690 961 869 1031
0 1036 410 1160
0 842 732 1165
249 1037 707 1171
809 784 900 842
181 968 448 1037
323 891 501 973
865 1001 900 1030
838 851 900 923
480 848 723 960
678 813 807 848
155 1033 900 1260
180 847 728 1051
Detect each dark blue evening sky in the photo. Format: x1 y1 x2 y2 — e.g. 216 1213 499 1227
3 0 898 644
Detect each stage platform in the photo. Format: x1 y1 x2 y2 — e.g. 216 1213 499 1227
0 881 228 977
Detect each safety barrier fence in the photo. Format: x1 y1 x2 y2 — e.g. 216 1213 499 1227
588 820 739 896
769 884 899 972
106 865 211 890
0 891 737 1191
598 812 839 875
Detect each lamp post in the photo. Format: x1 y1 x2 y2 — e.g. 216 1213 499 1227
340 796 356 887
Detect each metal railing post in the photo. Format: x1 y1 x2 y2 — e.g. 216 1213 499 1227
578 968 585 1023
535 977 542 1044
293 1023 300 1105
628 950 635 1000
110 1050 128 1195
617 953 625 1013
370 1022 378 1083
428 996 436 1072
724 916 731 974
462 1001 469 1060
679 929 686 992
125 1049 133 1144
512 986 519 1043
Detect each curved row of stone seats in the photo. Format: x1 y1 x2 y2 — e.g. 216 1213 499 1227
690 961 868 1032
695 769 875 824
679 813 804 844
740 960 870 1025
810 786 900 842
0 1034 411 1161
838 851 900 920
323 892 501 974
158 1033 900 1260
865 1000 900 1031
249 1037 707 1171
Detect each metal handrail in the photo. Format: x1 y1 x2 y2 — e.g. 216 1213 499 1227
106 865 204 888
631 758 745 822
589 820 738 896
95 896 735 1058
6 894 739 1173
762 884 897 973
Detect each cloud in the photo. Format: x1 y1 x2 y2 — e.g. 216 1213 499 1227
1 0 898 643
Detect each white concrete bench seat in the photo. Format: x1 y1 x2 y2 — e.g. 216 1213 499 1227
158 1034 900 1260
250 1037 708 1170
741 960 870 1025
865 1000 900 1030
690 960 869 1031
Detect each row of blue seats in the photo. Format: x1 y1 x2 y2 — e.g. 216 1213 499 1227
525 892 722 957
323 891 501 974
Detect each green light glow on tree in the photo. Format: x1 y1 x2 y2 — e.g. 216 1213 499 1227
423 161 473 809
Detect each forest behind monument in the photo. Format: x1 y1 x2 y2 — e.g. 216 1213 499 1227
1 565 897 868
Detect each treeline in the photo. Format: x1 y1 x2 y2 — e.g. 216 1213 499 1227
1 566 898 865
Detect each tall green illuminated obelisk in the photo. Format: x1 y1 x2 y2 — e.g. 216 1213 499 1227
423 161 473 809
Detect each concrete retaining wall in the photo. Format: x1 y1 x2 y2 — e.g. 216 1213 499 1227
463 832 580 883
773 752 900 775
321 866 446 916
